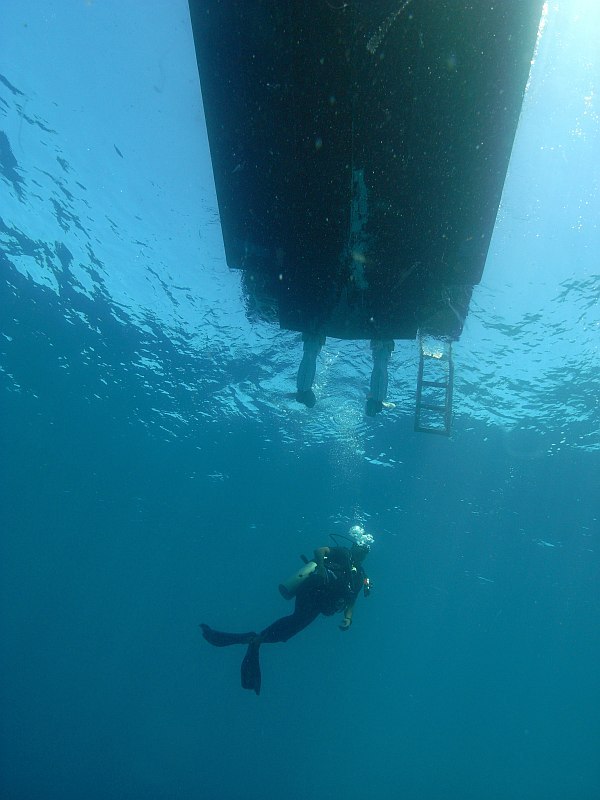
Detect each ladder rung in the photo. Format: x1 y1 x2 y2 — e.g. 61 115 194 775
415 425 451 436
415 337 453 436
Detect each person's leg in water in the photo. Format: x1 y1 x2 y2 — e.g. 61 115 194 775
366 339 394 416
261 585 322 643
295 333 325 407
201 578 325 695
241 585 322 695
200 584 320 650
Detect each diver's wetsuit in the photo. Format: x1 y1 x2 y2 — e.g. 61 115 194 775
261 547 365 643
201 546 367 695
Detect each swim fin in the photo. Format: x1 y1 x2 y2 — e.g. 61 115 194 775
241 639 262 695
200 624 257 647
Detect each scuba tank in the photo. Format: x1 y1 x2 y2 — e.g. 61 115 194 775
278 560 317 600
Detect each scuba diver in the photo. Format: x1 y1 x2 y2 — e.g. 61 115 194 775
200 525 373 695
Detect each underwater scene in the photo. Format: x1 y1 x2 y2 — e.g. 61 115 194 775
1 2 598 799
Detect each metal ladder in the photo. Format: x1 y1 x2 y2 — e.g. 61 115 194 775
414 336 454 436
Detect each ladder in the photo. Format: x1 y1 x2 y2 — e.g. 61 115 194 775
414 336 454 436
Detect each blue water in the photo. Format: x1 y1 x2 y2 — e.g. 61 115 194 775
1 3 599 799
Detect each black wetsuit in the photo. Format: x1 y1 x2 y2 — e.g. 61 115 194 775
260 547 366 643
201 546 369 695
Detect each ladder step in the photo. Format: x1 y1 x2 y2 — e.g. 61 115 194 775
414 336 454 436
421 380 448 388
415 425 451 436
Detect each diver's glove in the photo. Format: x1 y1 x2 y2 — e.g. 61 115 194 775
339 618 352 631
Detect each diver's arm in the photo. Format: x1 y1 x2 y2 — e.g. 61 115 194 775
339 600 355 631
313 546 330 569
